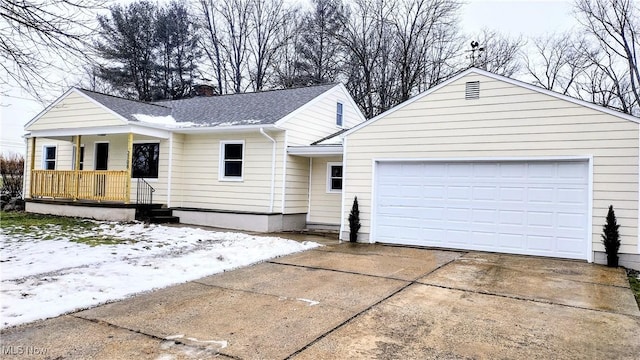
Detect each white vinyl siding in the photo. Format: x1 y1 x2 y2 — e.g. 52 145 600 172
284 155 310 214
309 156 342 225
280 86 364 146
26 91 127 131
344 72 639 256
173 131 285 213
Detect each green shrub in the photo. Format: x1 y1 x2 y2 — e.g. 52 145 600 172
601 205 620 267
348 196 361 243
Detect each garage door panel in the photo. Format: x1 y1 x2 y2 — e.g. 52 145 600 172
373 160 589 260
447 229 470 244
558 188 588 204
471 231 497 247
528 187 555 204
527 235 555 252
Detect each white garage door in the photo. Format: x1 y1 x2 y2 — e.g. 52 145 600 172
373 161 589 260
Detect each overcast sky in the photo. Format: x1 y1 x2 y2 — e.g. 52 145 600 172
0 0 576 155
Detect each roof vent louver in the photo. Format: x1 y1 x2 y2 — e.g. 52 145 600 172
465 81 480 100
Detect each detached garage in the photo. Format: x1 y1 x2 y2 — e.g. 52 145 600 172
340 68 640 270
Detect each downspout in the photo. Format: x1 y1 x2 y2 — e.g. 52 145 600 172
167 132 173 208
21 136 29 200
260 128 276 213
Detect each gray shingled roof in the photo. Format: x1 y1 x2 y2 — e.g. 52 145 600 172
78 84 338 127
77 89 171 122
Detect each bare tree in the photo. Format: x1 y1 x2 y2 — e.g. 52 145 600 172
247 0 290 91
523 33 591 95
574 0 639 115
337 0 395 118
199 0 226 94
392 0 461 102
217 0 253 93
1 0 106 98
273 14 304 88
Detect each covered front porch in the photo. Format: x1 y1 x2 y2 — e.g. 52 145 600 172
26 132 160 204
23 122 174 223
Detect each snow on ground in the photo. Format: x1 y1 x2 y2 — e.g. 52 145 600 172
0 222 319 328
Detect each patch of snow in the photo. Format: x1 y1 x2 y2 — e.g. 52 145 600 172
166 334 227 348
215 119 263 126
0 222 319 328
297 298 320 306
185 338 228 348
132 113 196 128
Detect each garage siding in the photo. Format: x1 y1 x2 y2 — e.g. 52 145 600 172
343 72 639 255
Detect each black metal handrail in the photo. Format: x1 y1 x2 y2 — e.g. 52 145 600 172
136 178 155 205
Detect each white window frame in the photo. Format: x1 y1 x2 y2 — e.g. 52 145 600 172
219 140 245 181
336 102 344 127
42 145 57 170
72 144 85 170
327 162 343 193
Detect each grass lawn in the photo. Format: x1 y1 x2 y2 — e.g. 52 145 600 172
0 211 131 246
629 270 640 309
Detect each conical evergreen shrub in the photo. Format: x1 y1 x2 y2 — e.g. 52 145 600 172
601 205 620 267
349 197 361 243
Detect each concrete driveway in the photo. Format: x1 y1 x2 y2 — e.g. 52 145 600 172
2 241 639 359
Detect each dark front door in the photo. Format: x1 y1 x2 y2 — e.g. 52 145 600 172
95 143 109 170
95 143 109 197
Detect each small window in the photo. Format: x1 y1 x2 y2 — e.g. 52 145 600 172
72 146 85 170
43 146 56 170
327 163 343 192
132 143 160 178
336 102 344 127
220 141 244 180
465 81 480 100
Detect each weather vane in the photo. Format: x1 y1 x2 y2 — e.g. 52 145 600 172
467 41 485 68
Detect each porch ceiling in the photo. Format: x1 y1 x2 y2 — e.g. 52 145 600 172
26 124 171 139
287 145 343 157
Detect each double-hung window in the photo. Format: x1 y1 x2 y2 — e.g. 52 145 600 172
43 146 56 170
132 143 160 178
336 102 344 127
72 146 85 170
220 141 244 180
327 162 343 192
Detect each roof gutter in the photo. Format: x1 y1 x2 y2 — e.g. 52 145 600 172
259 127 277 213
170 124 279 134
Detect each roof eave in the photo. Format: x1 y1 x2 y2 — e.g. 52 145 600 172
170 124 280 133
287 145 344 157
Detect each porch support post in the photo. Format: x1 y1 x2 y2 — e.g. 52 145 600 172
74 135 81 200
29 137 36 198
125 132 133 204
